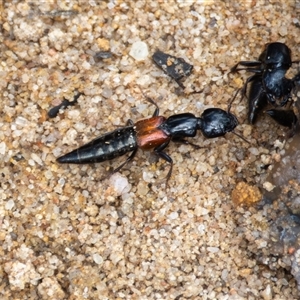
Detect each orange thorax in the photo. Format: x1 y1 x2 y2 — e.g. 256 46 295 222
135 116 170 150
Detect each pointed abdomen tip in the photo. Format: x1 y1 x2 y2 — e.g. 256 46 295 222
56 155 66 163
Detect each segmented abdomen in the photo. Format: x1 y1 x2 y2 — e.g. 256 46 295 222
57 126 137 164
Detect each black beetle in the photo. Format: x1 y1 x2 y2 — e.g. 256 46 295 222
57 94 239 184
231 42 299 124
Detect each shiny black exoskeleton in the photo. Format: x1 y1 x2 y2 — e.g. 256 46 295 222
57 97 238 183
266 71 300 130
231 42 298 124
158 108 238 139
266 109 297 129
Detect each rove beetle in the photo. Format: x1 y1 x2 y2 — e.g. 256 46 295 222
231 42 299 124
57 92 239 184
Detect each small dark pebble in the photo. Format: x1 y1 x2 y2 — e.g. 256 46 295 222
48 92 83 118
12 153 24 161
42 10 79 17
94 51 113 61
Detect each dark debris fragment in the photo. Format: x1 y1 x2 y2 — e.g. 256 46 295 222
93 51 113 62
41 9 79 18
152 50 193 89
48 92 83 118
12 153 24 162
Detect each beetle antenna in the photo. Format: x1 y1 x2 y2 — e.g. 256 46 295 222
226 88 251 143
227 88 241 113
231 131 251 144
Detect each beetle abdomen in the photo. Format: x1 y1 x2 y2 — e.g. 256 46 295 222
57 126 137 164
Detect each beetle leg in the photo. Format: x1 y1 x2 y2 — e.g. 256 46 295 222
111 119 134 129
137 86 160 116
109 148 138 175
242 74 261 98
172 137 201 149
227 88 241 113
231 61 262 73
266 109 297 128
126 119 134 126
232 67 263 73
153 141 173 184
247 78 268 124
279 91 293 107
266 109 299 138
231 131 251 144
155 151 173 185
145 96 160 117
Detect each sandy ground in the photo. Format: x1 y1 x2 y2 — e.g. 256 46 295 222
1 1 300 299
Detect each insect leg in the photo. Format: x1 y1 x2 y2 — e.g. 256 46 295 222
137 86 160 116
227 88 241 113
110 148 138 174
241 74 260 100
172 137 201 149
126 119 134 126
230 61 262 72
154 141 173 184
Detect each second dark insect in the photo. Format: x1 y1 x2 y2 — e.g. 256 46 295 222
231 42 299 124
